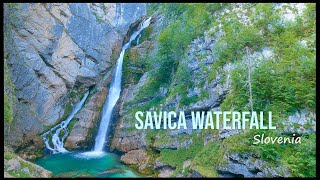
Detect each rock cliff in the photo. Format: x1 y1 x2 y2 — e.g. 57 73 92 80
3 3 315 178
3 3 145 157
110 3 315 177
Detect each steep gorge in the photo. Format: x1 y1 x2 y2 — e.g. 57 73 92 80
3 3 316 178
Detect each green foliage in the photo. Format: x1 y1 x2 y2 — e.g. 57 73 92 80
220 3 316 120
146 3 161 15
129 4 316 178
159 134 204 174
139 24 153 44
4 151 14 160
4 92 13 124
135 3 226 110
283 134 316 177
214 24 264 72
7 3 19 10
4 58 15 125
218 130 316 177
8 170 31 178
69 91 77 99
221 130 260 155
62 102 73 120
92 12 104 23
191 141 225 177
200 89 210 100
4 151 38 178
122 48 147 88
67 119 77 132
168 62 199 107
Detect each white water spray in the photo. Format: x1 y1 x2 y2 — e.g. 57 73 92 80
136 34 141 45
92 17 152 154
42 91 89 153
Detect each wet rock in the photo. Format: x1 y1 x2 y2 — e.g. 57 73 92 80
65 73 111 149
219 161 255 177
99 168 125 175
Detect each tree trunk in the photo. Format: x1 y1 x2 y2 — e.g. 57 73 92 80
246 46 253 112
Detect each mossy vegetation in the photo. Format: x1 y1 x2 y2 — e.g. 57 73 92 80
4 151 49 178
191 141 224 177
220 3 316 119
122 3 316 178
67 118 77 132
139 24 153 43
219 130 316 177
4 56 15 124
157 134 204 176
4 151 15 160
122 49 147 88
4 92 13 124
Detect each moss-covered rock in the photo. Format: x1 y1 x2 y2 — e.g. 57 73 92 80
4 146 52 178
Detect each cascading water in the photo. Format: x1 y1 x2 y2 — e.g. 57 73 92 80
136 34 141 45
92 17 152 154
42 91 90 153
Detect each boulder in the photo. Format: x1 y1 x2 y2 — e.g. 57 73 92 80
6 159 21 171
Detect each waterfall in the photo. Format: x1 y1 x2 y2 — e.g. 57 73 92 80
92 17 152 153
42 91 90 153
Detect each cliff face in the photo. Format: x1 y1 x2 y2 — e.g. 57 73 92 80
3 3 145 156
3 3 315 178
111 3 316 177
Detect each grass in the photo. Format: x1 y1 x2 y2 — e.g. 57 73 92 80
5 151 36 178
8 170 31 178
59 102 73 123
4 57 15 124
191 141 226 174
67 118 78 132
4 92 13 124
139 24 153 43
4 152 14 160
158 134 203 174
122 49 146 88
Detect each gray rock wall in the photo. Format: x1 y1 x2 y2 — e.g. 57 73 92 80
3 3 145 153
